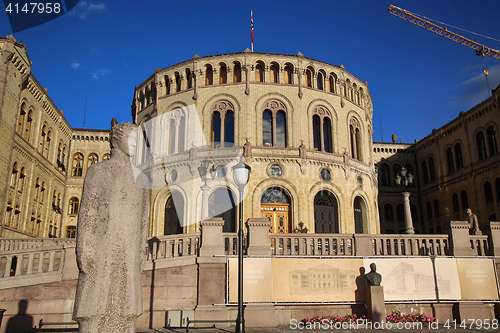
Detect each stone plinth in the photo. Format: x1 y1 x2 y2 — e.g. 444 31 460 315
456 303 495 321
246 218 272 255
199 218 225 257
442 221 475 256
366 286 385 323
432 303 453 322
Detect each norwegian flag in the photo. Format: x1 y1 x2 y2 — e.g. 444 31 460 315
251 10 254 52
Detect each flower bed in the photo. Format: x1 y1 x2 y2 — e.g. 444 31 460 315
303 313 370 324
386 310 437 323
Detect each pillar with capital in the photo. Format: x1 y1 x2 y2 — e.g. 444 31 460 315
403 191 414 234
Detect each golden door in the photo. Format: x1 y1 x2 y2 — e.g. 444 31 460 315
261 203 290 233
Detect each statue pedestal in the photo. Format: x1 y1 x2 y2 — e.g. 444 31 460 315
366 286 385 323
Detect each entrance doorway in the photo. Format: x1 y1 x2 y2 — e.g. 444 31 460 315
260 187 291 233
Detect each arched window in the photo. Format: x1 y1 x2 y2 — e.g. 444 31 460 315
212 112 221 144
270 63 278 83
39 125 46 154
349 118 362 161
323 118 333 153
72 153 84 177
452 193 459 212
69 197 79 215
40 182 45 203
186 68 192 89
354 196 367 233
380 164 390 186
262 100 287 148
57 143 62 166
164 75 171 95
25 110 32 141
312 115 321 150
446 148 454 173
87 153 98 169
17 103 25 135
429 157 436 181
434 200 440 218
44 131 51 158
205 65 213 86
461 190 469 209
165 192 184 235
329 75 335 93
103 153 110 161
485 182 494 203
178 116 186 152
306 67 313 87
255 63 264 82
13 205 20 228
34 178 40 202
384 204 393 221
209 188 236 232
10 162 18 188
175 72 181 92
477 131 487 160
392 164 401 186
284 65 293 84
396 204 404 222
168 119 176 154
66 226 77 238
314 191 338 233
454 143 464 170
317 72 324 90
426 202 432 220
233 62 241 82
18 167 25 193
487 126 498 156
421 161 429 184
211 101 235 147
263 111 272 147
261 187 292 233
5 203 12 226
219 64 227 84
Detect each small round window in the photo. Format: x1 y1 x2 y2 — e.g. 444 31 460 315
168 170 178 183
269 164 283 177
320 168 331 181
215 165 227 178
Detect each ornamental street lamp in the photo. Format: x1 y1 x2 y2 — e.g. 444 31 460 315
232 156 251 333
395 166 415 234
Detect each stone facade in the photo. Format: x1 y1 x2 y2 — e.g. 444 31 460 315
134 51 379 236
374 85 500 234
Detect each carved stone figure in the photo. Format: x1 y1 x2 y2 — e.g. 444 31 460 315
467 208 482 235
73 120 149 333
365 263 382 286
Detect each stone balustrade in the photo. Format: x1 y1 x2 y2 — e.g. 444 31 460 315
146 233 200 260
269 234 355 256
1 220 499 290
367 234 449 256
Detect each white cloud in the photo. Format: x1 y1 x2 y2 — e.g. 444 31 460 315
69 2 107 19
71 62 81 69
91 68 111 81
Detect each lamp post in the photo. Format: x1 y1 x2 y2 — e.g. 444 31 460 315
232 156 251 333
395 166 415 234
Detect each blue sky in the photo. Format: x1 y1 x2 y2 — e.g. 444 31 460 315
1 0 499 143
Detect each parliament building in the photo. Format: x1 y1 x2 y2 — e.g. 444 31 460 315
1 34 499 240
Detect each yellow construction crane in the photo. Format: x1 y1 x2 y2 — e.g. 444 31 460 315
388 4 500 60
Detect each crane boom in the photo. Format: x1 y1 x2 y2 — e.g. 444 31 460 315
388 4 500 60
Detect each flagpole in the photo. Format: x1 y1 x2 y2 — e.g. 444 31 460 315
251 9 254 52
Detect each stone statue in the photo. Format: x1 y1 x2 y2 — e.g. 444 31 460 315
467 208 482 235
365 263 382 286
73 120 149 333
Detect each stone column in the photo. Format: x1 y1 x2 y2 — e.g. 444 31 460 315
200 183 210 221
246 218 271 255
366 286 385 323
442 221 475 256
403 192 415 234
